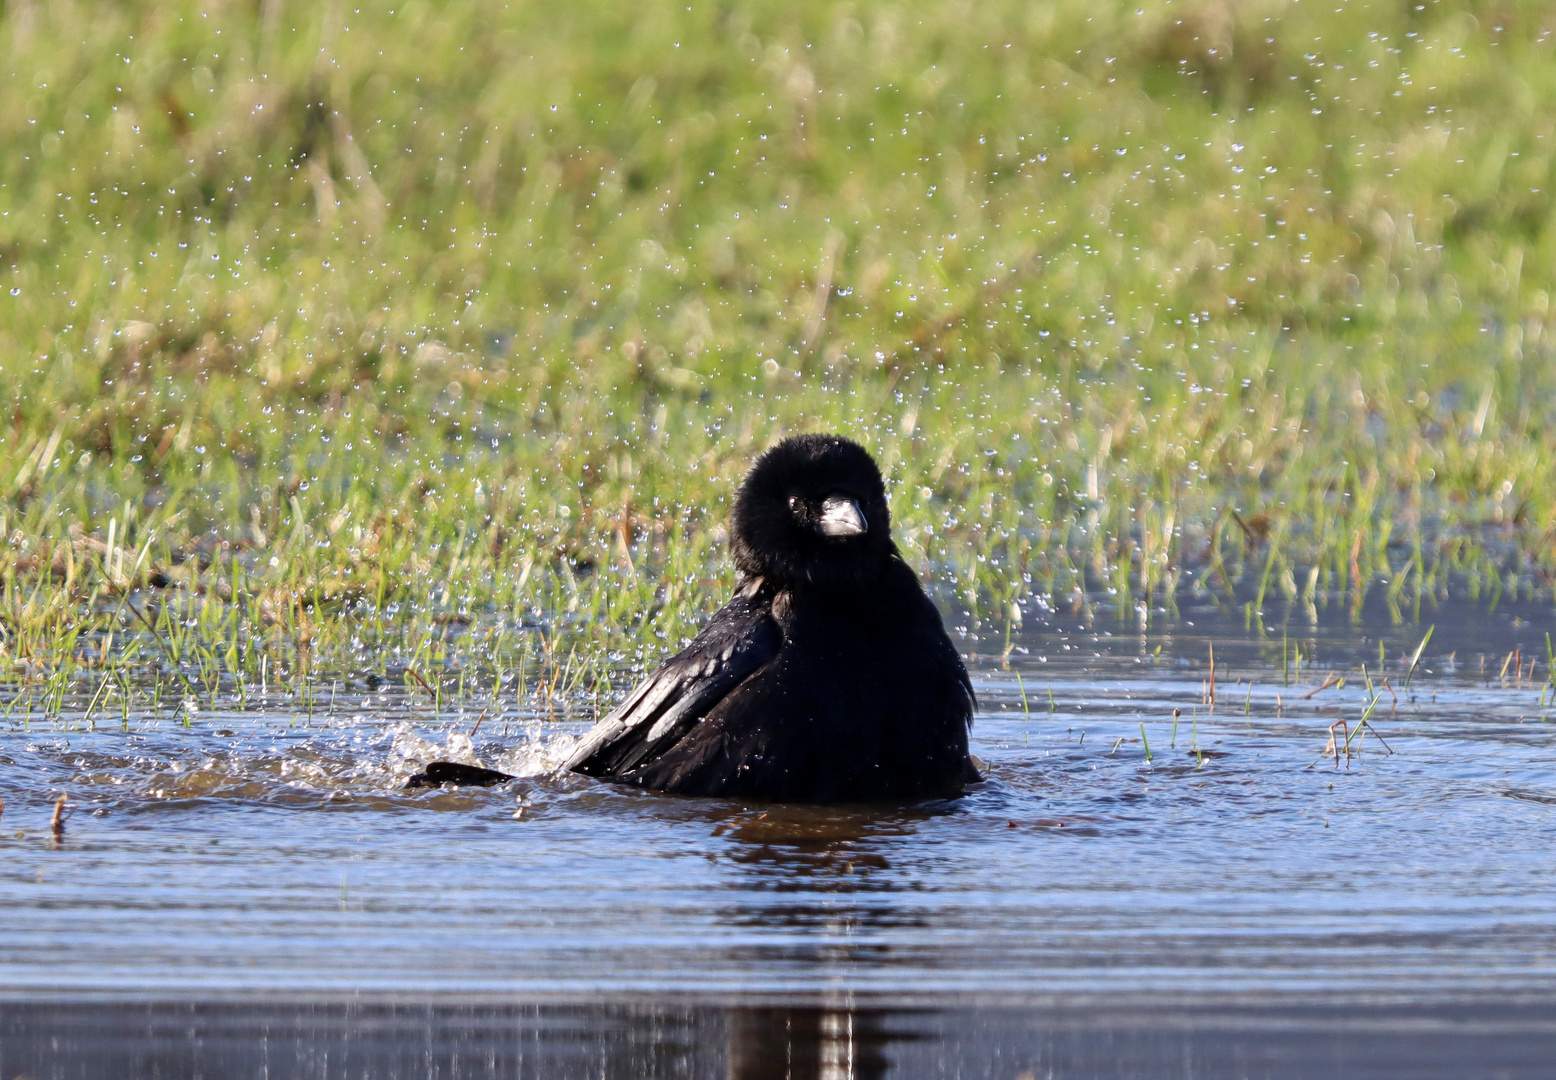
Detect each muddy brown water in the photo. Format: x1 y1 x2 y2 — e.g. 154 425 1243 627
4 598 1556 1077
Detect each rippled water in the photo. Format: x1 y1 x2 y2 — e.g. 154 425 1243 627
5 602 1556 1076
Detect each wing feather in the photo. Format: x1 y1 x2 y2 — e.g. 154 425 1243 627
564 588 780 777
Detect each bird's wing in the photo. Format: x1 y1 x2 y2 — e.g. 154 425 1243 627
956 656 976 717
563 585 781 778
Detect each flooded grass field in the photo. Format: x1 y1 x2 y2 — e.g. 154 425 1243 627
5 0 1556 1073
5 600 1555 1077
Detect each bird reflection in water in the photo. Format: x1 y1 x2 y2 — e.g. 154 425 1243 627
726 1006 906 1080
709 804 944 887
707 807 945 1077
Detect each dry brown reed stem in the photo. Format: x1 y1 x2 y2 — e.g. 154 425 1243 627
405 668 436 698
50 794 67 838
1361 721 1395 755
1323 720 1349 769
468 707 491 738
1303 673 1342 699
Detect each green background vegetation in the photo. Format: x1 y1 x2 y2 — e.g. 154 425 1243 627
2 0 1555 701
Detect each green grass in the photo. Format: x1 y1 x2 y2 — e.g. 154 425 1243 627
2 0 1556 711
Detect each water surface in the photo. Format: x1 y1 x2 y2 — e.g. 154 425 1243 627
5 601 1556 1076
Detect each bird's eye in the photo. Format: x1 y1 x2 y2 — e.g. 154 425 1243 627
788 496 803 513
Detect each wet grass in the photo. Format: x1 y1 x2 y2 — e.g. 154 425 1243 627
3 0 1556 711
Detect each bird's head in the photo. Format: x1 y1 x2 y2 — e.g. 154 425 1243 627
730 434 893 591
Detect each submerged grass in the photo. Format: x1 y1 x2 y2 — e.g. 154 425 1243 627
3 0 1556 710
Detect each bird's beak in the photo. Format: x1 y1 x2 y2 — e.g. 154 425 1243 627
818 496 867 537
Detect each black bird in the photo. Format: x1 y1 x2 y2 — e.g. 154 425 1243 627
405 761 514 788
563 434 977 803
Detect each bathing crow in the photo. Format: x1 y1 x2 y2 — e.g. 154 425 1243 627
563 434 977 803
405 761 514 788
